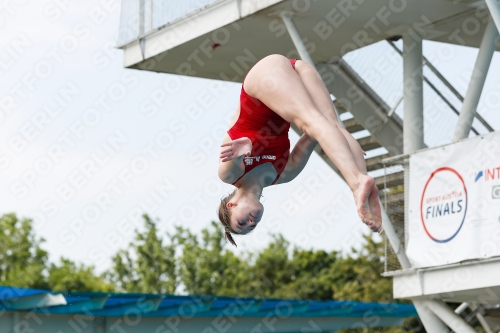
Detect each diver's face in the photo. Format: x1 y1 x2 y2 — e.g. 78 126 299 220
228 201 264 235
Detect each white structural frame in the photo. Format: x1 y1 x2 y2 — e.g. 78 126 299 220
453 17 499 141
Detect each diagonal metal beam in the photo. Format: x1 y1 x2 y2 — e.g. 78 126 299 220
455 302 469 314
280 12 314 67
412 300 450 333
426 299 477 333
485 0 500 33
280 12 345 128
423 76 480 135
387 40 494 133
468 304 494 333
317 62 407 156
453 18 499 141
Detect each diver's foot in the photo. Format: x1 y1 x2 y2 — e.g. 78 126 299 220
367 184 382 233
353 175 375 227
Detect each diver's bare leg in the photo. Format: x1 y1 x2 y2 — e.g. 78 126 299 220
244 55 379 227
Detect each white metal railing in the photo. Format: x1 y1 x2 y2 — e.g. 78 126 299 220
118 0 218 46
343 40 495 149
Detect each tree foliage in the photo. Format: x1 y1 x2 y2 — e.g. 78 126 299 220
0 213 48 289
0 213 113 292
175 223 246 296
104 216 394 304
1 212 421 332
108 215 177 294
0 212 396 300
48 258 114 293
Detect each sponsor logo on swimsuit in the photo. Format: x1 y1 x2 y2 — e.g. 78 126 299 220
244 155 275 165
262 155 276 160
420 167 468 243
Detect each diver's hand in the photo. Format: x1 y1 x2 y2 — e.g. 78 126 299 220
220 137 252 162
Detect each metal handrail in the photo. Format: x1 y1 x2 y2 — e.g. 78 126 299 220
387 40 494 133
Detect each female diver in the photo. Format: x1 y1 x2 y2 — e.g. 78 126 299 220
218 55 382 246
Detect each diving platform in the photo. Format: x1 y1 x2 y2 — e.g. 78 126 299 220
118 0 500 78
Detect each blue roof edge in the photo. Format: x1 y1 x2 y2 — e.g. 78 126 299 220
0 286 417 318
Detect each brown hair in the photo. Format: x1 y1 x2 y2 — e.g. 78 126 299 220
218 189 238 247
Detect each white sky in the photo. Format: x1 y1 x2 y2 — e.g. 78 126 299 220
2 0 499 273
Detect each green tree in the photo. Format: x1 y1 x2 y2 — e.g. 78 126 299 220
177 221 248 296
243 235 292 298
0 213 48 289
102 216 423 332
108 215 178 294
0 213 119 293
330 234 393 303
276 247 338 300
332 235 423 333
48 258 114 292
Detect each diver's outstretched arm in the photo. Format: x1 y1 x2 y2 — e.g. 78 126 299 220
277 133 317 184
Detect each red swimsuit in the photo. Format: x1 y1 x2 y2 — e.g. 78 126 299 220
227 59 297 185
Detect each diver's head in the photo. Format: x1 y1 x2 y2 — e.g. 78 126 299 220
217 189 264 247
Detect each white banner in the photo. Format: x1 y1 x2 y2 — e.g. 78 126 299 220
407 131 500 268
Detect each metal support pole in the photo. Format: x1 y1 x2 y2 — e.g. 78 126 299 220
412 300 450 333
403 33 425 154
453 18 499 141
280 12 345 128
380 203 411 269
455 302 469 314
401 34 451 333
470 303 494 333
426 300 477 333
139 0 146 35
485 0 500 33
476 313 493 333
401 30 421 273
280 12 315 67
